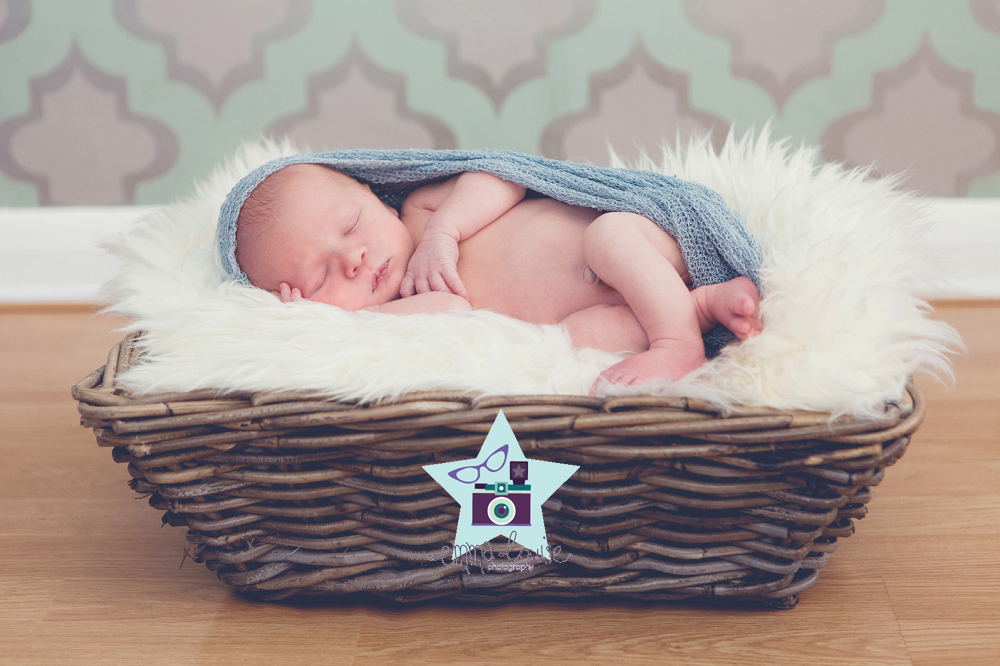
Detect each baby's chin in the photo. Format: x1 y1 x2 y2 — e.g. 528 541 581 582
308 295 341 307
380 275 404 304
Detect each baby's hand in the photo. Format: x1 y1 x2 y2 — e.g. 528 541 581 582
272 282 304 303
400 232 468 299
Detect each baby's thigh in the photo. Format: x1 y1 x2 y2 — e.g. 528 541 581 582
561 304 648 353
585 212 688 282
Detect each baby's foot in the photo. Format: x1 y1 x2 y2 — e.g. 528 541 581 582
592 341 706 394
697 277 762 340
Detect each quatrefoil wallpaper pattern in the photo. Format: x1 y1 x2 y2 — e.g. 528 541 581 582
0 0 999 205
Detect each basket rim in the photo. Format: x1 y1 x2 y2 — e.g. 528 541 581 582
71 332 925 449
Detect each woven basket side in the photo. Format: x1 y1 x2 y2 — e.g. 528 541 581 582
73 333 922 607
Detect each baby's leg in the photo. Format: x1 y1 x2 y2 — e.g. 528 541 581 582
561 278 761 358
584 212 705 385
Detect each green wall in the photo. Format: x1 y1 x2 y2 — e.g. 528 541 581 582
1 0 998 205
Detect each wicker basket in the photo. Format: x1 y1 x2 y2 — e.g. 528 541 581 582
73 332 923 609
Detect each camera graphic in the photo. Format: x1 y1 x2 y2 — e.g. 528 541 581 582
471 460 531 526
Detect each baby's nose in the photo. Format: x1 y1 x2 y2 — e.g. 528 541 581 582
343 246 366 276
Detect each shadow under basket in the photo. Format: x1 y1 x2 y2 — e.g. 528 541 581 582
73 332 923 609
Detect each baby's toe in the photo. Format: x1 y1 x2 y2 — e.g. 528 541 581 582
599 369 621 385
600 367 631 386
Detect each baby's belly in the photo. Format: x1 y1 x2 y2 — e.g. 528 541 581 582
455 198 627 324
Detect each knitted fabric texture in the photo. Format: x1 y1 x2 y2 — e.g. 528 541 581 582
216 148 762 357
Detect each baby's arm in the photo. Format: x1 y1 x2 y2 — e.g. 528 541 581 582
360 291 472 314
402 172 525 299
273 282 471 314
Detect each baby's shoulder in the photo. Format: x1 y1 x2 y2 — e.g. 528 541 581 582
401 175 461 213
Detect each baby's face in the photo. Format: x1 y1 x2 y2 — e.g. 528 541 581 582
238 164 415 310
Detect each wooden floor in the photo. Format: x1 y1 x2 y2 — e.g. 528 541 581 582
1 306 997 666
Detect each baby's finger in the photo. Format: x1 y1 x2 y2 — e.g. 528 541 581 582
414 276 431 294
291 287 303 301
427 272 449 294
400 274 414 297
279 282 291 302
442 268 469 300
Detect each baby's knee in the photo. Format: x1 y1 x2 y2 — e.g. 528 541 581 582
588 211 650 239
589 211 685 279
584 213 657 270
585 212 644 254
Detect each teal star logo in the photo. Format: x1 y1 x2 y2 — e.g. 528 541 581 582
423 410 579 558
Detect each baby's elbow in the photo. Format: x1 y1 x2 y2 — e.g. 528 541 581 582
463 171 525 200
443 293 473 311
418 291 473 313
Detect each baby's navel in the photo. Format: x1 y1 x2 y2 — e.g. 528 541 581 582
583 265 600 285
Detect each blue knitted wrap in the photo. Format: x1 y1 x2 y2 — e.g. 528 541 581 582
217 148 761 357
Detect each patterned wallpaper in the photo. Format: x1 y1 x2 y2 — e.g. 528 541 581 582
1 0 999 206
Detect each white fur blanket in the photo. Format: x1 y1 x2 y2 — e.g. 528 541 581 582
100 130 959 419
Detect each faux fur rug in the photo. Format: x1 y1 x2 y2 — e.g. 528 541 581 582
100 130 960 419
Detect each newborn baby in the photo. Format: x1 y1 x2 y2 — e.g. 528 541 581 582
234 163 761 391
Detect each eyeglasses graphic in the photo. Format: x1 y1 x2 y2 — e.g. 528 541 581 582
447 444 508 484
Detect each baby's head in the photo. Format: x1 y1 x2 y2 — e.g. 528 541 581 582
234 163 415 310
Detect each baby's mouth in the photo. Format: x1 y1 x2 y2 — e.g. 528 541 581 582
372 260 389 292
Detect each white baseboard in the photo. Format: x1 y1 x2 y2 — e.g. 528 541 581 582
0 199 997 303
0 206 156 303
914 198 1000 299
